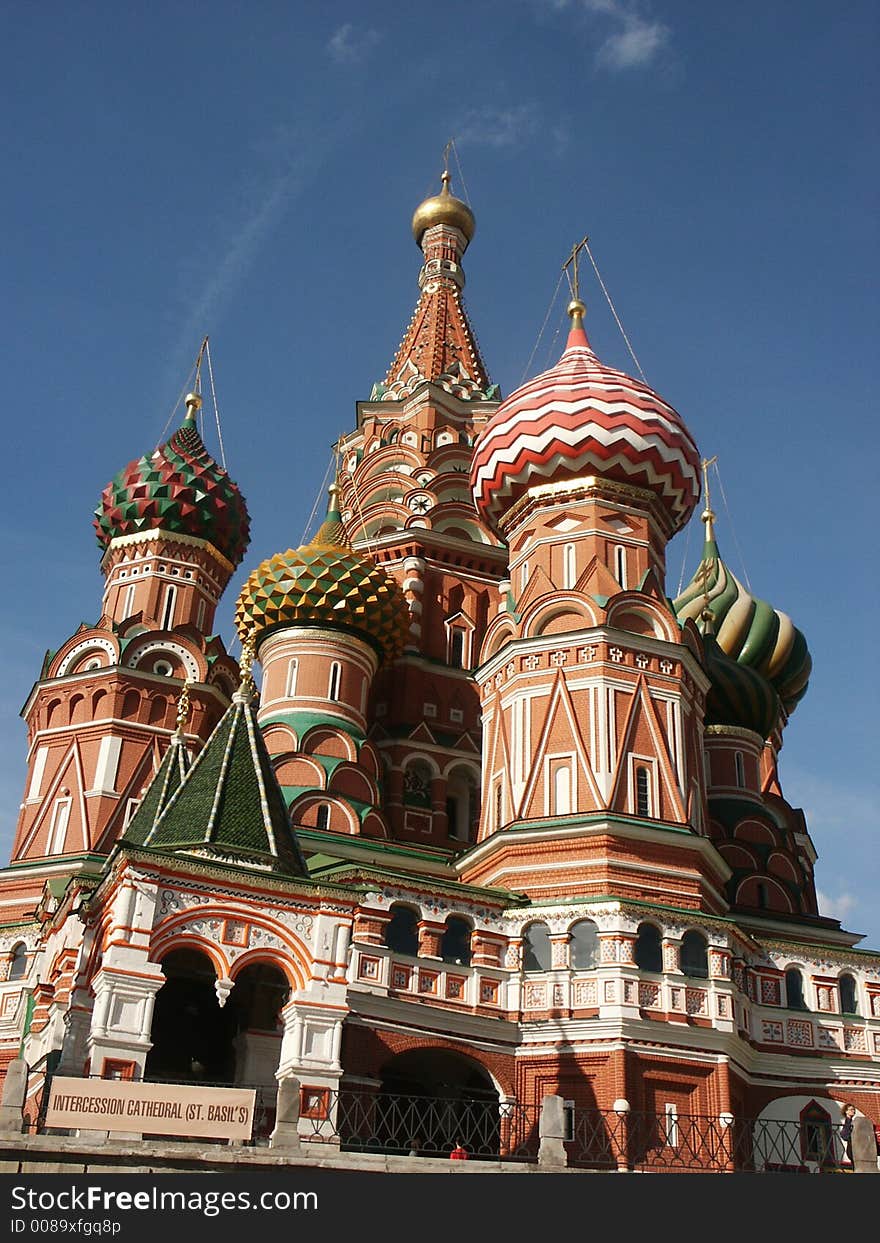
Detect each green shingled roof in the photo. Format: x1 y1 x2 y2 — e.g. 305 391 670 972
137 694 306 876
123 737 191 846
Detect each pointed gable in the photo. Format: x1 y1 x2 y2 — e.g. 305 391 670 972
608 675 687 823
518 670 604 819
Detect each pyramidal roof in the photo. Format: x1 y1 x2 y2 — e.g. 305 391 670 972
123 734 191 847
375 173 497 403
127 688 307 876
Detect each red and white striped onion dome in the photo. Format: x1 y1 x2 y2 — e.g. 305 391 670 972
470 302 701 534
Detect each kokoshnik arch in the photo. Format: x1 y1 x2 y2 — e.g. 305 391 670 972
0 168 877 1150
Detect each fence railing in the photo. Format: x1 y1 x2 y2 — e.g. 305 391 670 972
35 1074 858 1171
298 1088 539 1161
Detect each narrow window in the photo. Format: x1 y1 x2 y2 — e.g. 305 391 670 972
315 803 330 831
785 968 807 1011
8 943 27 982
838 974 858 1015
757 882 768 909
494 782 503 830
634 923 663 973
161 585 177 630
122 584 136 620
569 921 599 970
522 923 552 972
328 662 341 701
703 750 711 785
521 561 529 592
450 629 466 668
635 765 651 817
47 797 72 854
734 751 745 788
286 659 299 697
563 544 576 589
679 931 709 979
196 599 206 631
553 763 571 815
383 905 419 956
440 917 472 966
664 1104 679 1148
615 545 627 589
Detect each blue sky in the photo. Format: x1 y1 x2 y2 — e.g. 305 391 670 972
1 2 877 945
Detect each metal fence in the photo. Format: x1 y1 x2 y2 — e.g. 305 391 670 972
298 1088 539 1161
36 1075 858 1171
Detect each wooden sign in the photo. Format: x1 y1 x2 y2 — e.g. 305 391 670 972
45 1077 257 1140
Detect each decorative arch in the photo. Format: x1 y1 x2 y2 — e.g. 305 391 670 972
151 907 311 991
290 793 359 835
300 727 358 762
522 593 600 638
272 754 326 790
262 722 299 757
480 616 516 663
124 638 201 681
54 634 118 677
327 763 377 805
605 595 679 642
735 875 793 912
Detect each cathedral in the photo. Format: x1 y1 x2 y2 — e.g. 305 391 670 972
1 171 877 1170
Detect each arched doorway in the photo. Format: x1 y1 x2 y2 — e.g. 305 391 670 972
342 1048 500 1158
145 948 236 1082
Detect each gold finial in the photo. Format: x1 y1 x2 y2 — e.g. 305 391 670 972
700 455 718 540
700 605 716 635
175 679 192 734
184 391 202 421
239 628 257 690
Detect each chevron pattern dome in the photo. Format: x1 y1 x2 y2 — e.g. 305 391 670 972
94 417 250 566
235 541 410 664
471 314 701 534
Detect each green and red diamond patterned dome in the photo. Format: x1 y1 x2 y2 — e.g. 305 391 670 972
94 412 250 567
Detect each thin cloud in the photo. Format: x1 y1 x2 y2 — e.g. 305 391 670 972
533 0 671 71
816 889 859 923
326 24 382 65
455 104 541 150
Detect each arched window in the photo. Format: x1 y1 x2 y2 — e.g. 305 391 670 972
328 662 342 702
8 943 27 982
552 763 571 815
786 967 807 1010
634 923 663 973
563 544 576 589
734 751 745 788
839 974 858 1015
161 585 177 631
446 768 477 841
286 659 299 697
440 917 472 966
679 931 709 979
122 583 136 620
615 545 627 589
521 561 529 593
494 782 504 830
635 766 651 817
569 920 599 970
383 905 419 957
522 923 552 972
315 804 330 831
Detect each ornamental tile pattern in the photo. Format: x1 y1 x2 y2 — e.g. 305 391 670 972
471 326 701 534
95 419 250 566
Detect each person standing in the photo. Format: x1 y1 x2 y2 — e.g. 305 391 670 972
840 1103 856 1167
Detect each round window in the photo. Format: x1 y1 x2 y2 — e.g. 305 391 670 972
153 660 173 677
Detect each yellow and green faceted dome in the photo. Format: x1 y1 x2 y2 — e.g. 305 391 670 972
702 629 781 739
674 535 811 715
235 497 409 664
94 407 250 567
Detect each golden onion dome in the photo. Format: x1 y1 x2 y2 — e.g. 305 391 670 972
234 489 410 665
411 171 475 247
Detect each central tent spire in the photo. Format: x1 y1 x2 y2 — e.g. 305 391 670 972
376 162 497 403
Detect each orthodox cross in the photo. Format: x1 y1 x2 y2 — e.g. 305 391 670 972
563 237 590 300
